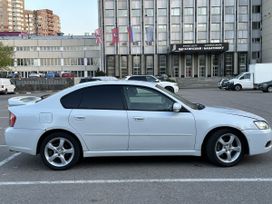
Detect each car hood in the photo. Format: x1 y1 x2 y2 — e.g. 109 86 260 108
204 106 264 120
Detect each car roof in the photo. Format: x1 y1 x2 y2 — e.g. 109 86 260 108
74 80 156 88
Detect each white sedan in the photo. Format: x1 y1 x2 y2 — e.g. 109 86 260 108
5 81 272 170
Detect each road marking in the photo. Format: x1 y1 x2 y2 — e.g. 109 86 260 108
0 152 21 168
1 178 272 186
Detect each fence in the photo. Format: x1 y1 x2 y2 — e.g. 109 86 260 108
11 78 74 92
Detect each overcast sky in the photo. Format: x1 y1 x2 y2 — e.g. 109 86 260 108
25 0 98 35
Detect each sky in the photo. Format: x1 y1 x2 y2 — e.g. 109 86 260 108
25 0 98 35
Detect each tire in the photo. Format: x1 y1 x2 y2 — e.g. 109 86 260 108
40 132 81 170
205 129 244 167
234 85 242 91
165 86 174 93
268 86 272 93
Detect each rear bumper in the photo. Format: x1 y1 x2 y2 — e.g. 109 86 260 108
243 129 272 155
5 128 44 155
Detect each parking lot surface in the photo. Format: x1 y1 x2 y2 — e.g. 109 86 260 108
0 89 272 204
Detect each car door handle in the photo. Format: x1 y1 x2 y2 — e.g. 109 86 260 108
73 116 86 120
133 117 144 121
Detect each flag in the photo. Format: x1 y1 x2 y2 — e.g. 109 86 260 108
145 26 154 45
95 28 102 45
111 27 119 45
127 26 134 43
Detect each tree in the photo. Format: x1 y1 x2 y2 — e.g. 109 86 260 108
0 42 13 71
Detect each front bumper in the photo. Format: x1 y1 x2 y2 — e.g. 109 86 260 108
5 127 44 155
243 129 272 155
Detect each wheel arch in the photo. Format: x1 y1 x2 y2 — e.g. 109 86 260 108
201 126 249 156
36 129 83 157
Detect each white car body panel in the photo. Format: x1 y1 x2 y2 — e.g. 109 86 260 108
5 80 272 160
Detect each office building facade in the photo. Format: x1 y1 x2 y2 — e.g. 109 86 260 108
99 0 262 78
262 0 272 63
0 35 100 78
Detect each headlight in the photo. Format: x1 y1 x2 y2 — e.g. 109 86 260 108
254 121 270 130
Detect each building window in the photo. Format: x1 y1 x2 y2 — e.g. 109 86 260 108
211 7 220 15
158 25 167 32
118 10 128 17
198 7 207 15
106 56 115 76
159 55 167 75
252 22 261 29
131 9 141 16
133 56 141 75
224 53 233 76
184 24 194 32
146 56 154 75
238 53 247 73
145 9 154 17
184 8 194 16
171 8 180 16
199 55 206 77
212 55 219 77
105 9 114 17
172 55 179 77
225 6 235 15
252 5 261 13
158 8 167 16
120 56 128 78
198 24 207 31
185 55 192 77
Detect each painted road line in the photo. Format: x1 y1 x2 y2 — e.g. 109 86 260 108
0 152 21 168
1 178 272 186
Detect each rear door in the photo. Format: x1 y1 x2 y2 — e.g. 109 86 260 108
67 85 129 151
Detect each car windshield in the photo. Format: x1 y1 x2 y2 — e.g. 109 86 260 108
156 85 205 110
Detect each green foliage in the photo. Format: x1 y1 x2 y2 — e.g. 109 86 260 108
0 42 13 71
95 69 106 76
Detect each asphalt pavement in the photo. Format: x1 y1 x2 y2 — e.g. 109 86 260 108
0 89 272 204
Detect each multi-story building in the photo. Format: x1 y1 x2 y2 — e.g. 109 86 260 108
24 10 35 34
0 35 100 78
0 0 25 32
99 0 262 78
34 9 61 36
262 0 272 63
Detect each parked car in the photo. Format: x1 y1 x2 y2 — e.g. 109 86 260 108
6 72 19 78
61 72 75 78
217 78 229 89
0 78 16 94
79 76 118 83
46 72 60 78
258 80 272 93
29 72 42 78
125 75 179 93
5 80 272 170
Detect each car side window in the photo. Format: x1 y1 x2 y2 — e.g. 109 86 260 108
79 85 125 110
146 76 157 82
128 76 147 81
123 86 174 111
61 89 83 109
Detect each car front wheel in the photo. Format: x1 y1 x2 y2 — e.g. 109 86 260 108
267 86 272 93
206 129 244 167
40 132 81 170
165 86 174 93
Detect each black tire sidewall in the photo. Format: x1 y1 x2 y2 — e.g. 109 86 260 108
206 129 244 167
234 85 241 91
40 132 81 170
165 86 174 93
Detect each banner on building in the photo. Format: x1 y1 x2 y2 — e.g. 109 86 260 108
111 27 119 45
95 28 103 45
171 43 229 54
127 26 134 43
145 26 154 45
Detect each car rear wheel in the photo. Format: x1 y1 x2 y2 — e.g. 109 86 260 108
205 129 244 167
40 132 81 170
165 86 174 93
268 86 272 93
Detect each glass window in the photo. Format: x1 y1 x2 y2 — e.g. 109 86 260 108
129 76 147 81
225 6 234 14
211 7 220 14
252 5 261 14
171 8 180 16
61 89 83 109
145 8 154 16
105 9 114 17
198 7 207 15
184 8 194 16
158 8 167 16
124 86 174 111
79 85 124 110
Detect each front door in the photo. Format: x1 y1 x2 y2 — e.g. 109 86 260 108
123 85 196 150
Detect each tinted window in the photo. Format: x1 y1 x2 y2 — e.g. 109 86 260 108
128 76 147 81
79 85 124 110
146 76 157 82
61 89 83 109
123 86 174 111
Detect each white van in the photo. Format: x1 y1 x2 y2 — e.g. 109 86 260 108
0 78 16 94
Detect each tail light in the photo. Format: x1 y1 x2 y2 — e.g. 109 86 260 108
9 112 16 127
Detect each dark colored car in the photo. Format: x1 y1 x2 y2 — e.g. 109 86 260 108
258 80 272 93
217 78 229 89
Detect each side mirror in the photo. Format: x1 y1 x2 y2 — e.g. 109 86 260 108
173 103 182 113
